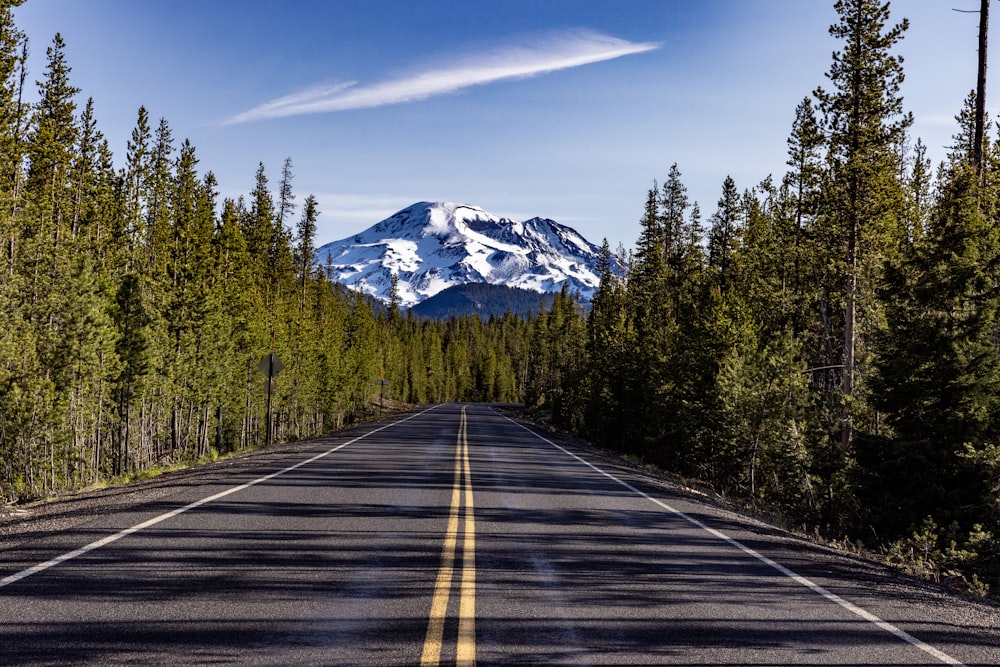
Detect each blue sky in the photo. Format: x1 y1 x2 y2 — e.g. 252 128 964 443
12 1 987 251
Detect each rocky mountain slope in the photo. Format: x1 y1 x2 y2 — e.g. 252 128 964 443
316 201 614 306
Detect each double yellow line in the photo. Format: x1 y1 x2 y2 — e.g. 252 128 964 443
421 406 477 666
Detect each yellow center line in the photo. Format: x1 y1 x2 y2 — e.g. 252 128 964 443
457 412 476 665
421 406 477 666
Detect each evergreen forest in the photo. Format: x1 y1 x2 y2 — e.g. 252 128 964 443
2 0 1000 594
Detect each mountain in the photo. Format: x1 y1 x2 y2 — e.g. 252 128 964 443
410 283 555 319
315 202 615 307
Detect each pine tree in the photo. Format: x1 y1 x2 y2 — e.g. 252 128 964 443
660 163 689 271
25 33 79 240
69 97 117 259
783 97 825 304
0 4 33 497
625 184 673 447
52 255 118 487
904 137 933 242
741 178 789 331
548 285 588 430
277 156 295 230
584 239 629 444
632 183 667 292
294 193 318 310
14 31 90 495
814 0 912 449
867 163 1000 573
0 0 26 242
243 162 274 271
344 289 379 412
714 324 815 511
213 196 264 449
387 271 401 322
123 106 151 269
950 91 981 167
683 202 705 272
144 116 175 289
163 140 215 455
707 175 742 292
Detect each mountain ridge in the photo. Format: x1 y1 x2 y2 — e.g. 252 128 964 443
316 201 615 307
409 282 555 319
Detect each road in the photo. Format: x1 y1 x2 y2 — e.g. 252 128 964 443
0 403 997 665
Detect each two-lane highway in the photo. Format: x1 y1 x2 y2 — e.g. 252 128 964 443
1 404 997 665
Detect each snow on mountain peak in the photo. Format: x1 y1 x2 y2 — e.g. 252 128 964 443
317 201 616 307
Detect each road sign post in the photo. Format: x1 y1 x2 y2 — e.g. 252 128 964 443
376 379 389 418
259 352 284 447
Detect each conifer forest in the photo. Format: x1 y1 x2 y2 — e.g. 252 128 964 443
2 0 1000 593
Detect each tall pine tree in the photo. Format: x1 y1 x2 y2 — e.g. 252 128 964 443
814 0 911 449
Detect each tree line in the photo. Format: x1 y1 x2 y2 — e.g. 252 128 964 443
0 1 529 503
522 0 1000 594
3 0 999 594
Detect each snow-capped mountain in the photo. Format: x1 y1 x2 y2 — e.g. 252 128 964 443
316 201 615 307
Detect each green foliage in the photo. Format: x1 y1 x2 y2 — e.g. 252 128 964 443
813 0 913 451
0 19 539 502
859 163 1000 591
410 282 553 319
555 0 1000 592
4 0 1000 594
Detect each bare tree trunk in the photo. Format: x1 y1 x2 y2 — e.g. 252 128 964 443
975 0 989 180
842 222 858 452
170 404 179 456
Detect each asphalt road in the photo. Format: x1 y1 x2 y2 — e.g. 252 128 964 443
0 403 997 665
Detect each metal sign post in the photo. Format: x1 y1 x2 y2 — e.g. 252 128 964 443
259 352 285 447
376 379 389 418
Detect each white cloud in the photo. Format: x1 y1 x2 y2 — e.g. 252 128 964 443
227 82 357 126
224 30 658 125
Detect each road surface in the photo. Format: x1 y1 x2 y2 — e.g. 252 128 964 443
0 403 997 665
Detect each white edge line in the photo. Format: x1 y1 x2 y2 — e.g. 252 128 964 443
498 413 967 667
0 405 439 590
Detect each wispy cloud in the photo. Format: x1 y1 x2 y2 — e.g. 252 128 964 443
223 30 658 125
